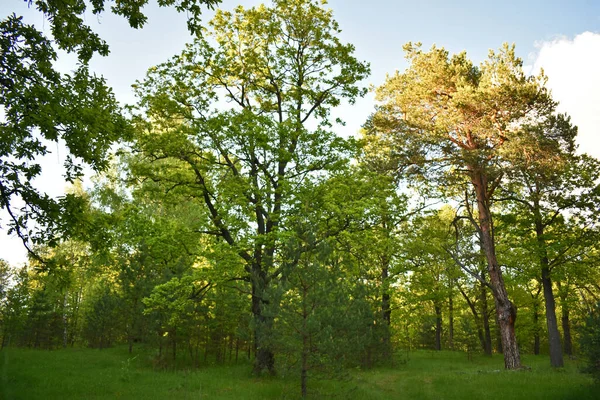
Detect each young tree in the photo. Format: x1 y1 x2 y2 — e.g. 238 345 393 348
369 43 556 369
130 0 369 374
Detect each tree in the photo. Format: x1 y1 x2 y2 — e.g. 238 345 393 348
1 0 219 258
369 43 556 369
129 0 369 374
402 208 457 351
493 113 600 367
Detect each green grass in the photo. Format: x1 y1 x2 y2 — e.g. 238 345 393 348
1 347 597 399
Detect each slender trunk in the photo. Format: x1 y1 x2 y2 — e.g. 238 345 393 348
533 302 540 355
62 291 68 349
434 303 442 351
381 256 392 359
494 308 503 353
159 332 163 358
301 283 308 399
172 328 177 362
561 301 573 356
381 263 391 325
449 290 454 350
541 268 564 365
480 280 493 356
458 284 488 355
70 284 83 347
301 340 308 398
556 282 573 356
235 338 239 363
472 170 520 368
534 210 564 366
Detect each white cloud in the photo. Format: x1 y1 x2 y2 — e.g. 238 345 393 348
529 32 600 160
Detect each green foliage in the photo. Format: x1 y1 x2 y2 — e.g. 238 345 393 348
0 14 128 254
1 0 219 257
83 284 123 348
128 0 369 374
24 0 221 62
581 303 600 380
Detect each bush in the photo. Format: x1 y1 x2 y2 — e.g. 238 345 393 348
580 302 600 380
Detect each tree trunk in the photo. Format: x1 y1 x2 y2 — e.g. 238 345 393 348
472 170 521 369
448 290 454 350
534 211 564 366
434 303 442 351
251 263 275 375
458 283 490 355
494 311 503 354
381 256 392 359
172 328 177 362
540 268 564 365
62 291 68 349
562 302 573 356
480 280 493 356
533 303 540 355
301 283 309 399
381 265 391 326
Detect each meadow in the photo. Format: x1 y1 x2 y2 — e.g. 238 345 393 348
1 347 597 399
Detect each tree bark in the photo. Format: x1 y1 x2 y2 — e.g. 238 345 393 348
533 302 540 355
540 267 564 365
561 300 573 356
301 283 309 398
480 280 493 356
448 289 454 350
381 255 392 359
533 207 564 366
381 263 391 326
434 303 442 351
62 291 68 349
458 283 490 355
251 262 275 375
472 170 521 369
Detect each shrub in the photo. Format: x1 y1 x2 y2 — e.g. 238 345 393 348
580 302 600 380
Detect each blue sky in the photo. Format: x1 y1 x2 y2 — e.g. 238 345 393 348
1 0 599 264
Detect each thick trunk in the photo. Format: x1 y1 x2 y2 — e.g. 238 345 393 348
251 263 275 375
472 170 521 369
381 275 391 325
434 303 442 351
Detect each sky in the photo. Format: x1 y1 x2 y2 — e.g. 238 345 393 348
1 0 599 265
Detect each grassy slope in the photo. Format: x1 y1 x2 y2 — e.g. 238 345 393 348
1 347 597 399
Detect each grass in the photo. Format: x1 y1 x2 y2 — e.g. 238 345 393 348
1 346 597 399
